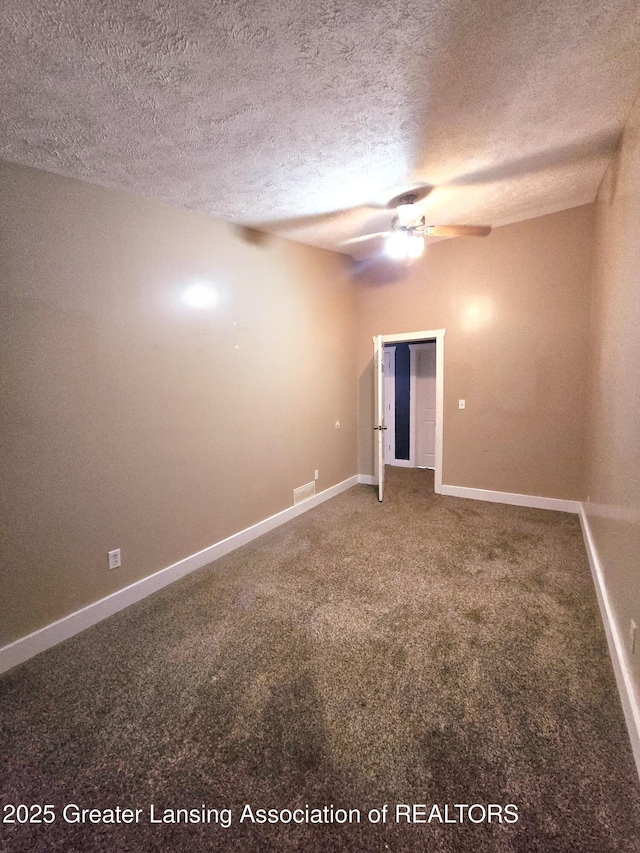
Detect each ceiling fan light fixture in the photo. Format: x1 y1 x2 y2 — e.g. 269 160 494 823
385 230 424 262
408 232 425 259
386 231 409 260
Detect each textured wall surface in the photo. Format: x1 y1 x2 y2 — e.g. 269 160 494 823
0 160 357 645
1 0 639 251
586 92 640 703
354 204 594 500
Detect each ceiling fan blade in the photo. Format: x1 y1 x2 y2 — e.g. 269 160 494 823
251 205 376 232
419 225 492 238
339 231 390 246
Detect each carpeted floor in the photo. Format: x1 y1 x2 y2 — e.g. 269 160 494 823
1 467 639 852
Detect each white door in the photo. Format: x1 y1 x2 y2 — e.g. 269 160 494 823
414 342 436 468
373 334 386 501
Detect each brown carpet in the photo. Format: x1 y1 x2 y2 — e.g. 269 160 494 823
1 467 639 852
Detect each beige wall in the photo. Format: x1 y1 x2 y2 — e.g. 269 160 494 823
0 161 357 645
586 93 640 697
0 155 623 654
354 204 594 500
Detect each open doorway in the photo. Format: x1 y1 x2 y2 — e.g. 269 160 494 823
384 341 436 469
373 329 445 500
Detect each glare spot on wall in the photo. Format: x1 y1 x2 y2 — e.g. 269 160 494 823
182 280 218 309
462 296 493 331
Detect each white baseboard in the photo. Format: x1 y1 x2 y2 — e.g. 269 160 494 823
440 484 580 514
0 475 359 676
358 474 377 486
578 505 640 780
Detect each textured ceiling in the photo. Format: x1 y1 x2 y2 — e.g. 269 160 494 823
2 0 640 255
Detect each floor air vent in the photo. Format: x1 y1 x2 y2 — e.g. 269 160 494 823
293 481 316 505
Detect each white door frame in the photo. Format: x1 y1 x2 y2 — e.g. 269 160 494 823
375 329 445 493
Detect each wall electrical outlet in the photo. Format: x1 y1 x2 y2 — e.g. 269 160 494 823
459 399 466 409
314 470 319 480
108 549 121 570
631 619 637 654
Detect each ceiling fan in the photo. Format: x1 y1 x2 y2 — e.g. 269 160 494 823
339 191 492 261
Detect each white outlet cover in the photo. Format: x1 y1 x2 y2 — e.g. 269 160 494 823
459 399 466 409
108 549 121 570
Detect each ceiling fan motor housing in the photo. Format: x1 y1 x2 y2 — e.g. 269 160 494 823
394 211 426 231
395 194 426 230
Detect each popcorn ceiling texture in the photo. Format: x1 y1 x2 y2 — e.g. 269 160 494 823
1 0 640 252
